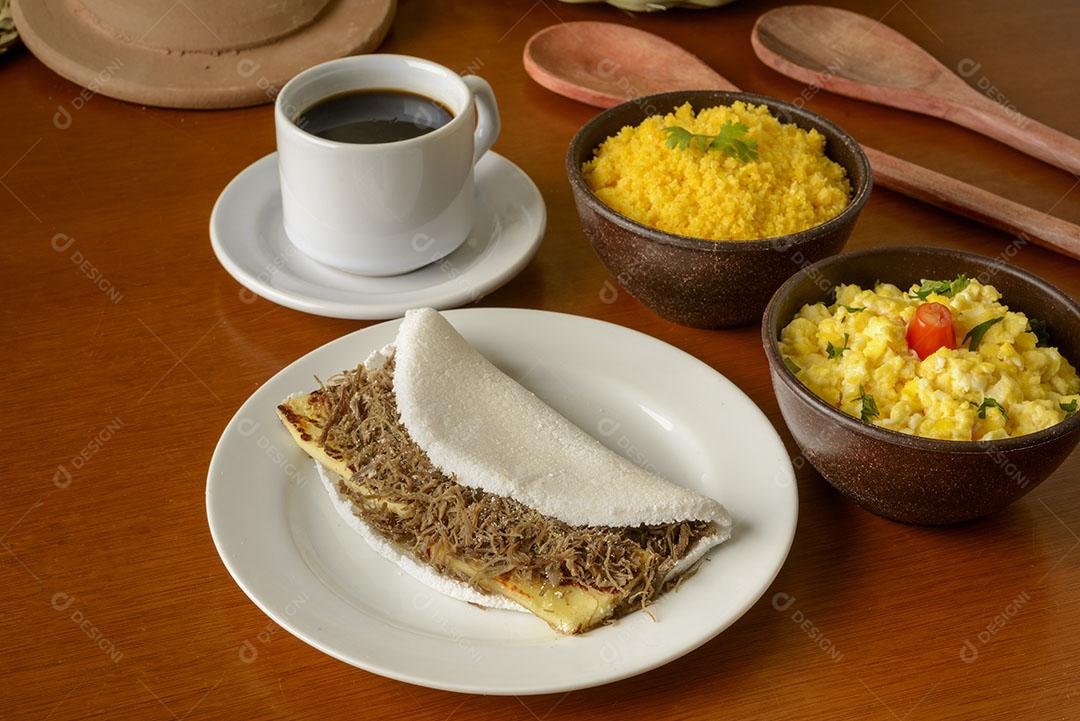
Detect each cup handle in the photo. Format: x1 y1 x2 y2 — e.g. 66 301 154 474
463 75 500 164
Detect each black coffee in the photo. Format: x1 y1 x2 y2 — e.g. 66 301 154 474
296 89 453 144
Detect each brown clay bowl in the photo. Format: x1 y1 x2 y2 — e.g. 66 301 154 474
567 90 872 329
762 245 1080 525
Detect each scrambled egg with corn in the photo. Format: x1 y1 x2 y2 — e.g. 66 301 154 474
779 278 1080 440
581 102 851 240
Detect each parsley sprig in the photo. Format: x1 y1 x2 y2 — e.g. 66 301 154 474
909 275 970 301
663 121 759 162
963 316 1004 352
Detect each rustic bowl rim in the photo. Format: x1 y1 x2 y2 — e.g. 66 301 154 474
565 89 873 253
761 244 1080 454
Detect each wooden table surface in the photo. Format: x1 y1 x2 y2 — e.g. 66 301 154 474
4 1 1079 719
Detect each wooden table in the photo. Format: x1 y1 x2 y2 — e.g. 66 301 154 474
4 1 1079 718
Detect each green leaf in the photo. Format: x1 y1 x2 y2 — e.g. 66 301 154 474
663 126 693 150
963 316 1004 352
858 385 879 423
976 397 1008 420
909 274 969 301
842 305 865 313
1061 399 1078 417
909 282 947 300
1028 318 1050 347
783 357 802 374
663 122 758 162
826 333 850 359
714 121 759 162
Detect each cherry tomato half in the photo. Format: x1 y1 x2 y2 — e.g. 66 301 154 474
907 302 957 360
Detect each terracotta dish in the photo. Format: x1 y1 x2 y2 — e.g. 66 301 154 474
566 90 871 329
11 0 396 108
762 246 1080 525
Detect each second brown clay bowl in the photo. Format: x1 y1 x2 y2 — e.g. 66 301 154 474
567 90 872 329
762 246 1080 525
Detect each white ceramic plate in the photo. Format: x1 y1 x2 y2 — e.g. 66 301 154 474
206 309 797 694
209 152 545 319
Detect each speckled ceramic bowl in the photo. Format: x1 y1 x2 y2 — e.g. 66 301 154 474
763 246 1080 525
567 90 872 328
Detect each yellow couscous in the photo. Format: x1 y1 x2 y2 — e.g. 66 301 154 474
779 277 1080 441
581 102 852 240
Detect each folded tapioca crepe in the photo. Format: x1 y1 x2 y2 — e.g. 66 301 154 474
276 308 732 634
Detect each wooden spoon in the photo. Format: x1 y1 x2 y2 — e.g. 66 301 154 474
752 5 1080 177
523 21 739 104
524 22 1080 261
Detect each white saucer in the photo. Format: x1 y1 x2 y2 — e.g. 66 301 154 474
210 152 546 319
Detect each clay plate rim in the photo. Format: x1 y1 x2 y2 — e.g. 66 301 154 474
9 0 396 109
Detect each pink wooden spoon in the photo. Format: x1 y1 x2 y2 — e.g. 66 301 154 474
752 5 1080 177
525 21 1080 261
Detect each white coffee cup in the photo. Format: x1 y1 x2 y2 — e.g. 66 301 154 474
275 55 500 276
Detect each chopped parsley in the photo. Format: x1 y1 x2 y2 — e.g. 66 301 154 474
842 305 865 314
858 385 879 423
963 316 1004 352
976 397 1008 420
1028 318 1050 347
1061 399 1078 417
909 274 970 301
826 333 850 359
783 357 802 374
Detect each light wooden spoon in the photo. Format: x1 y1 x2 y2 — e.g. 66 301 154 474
524 21 1080 261
752 5 1080 177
